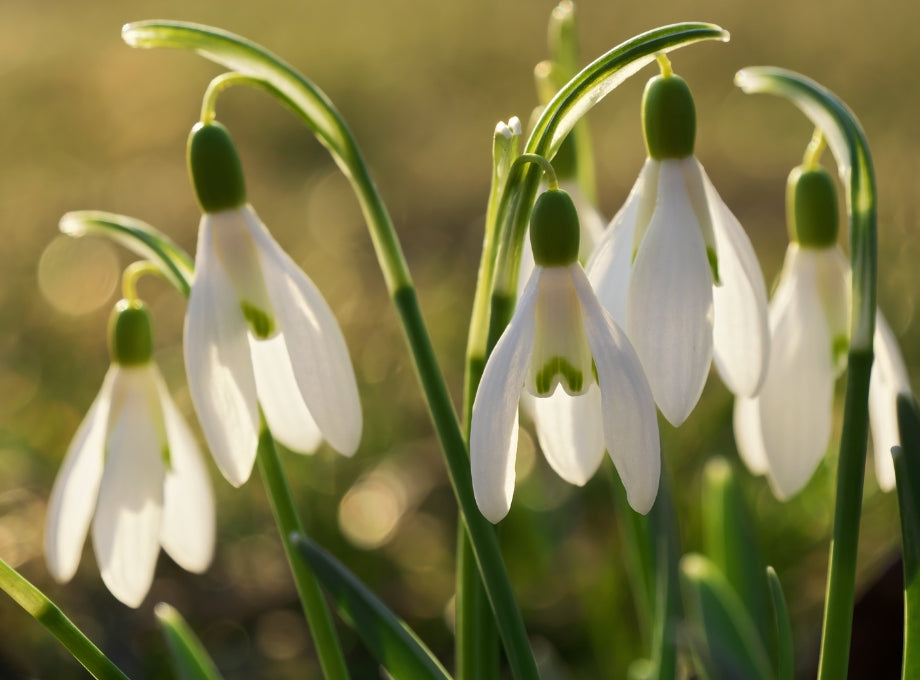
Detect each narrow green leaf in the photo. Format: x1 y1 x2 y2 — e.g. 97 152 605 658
895 393 920 679
765 567 794 680
701 457 771 649
679 554 773 680
154 603 224 680
291 534 453 680
59 211 193 297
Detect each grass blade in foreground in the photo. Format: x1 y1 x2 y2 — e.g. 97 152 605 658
766 567 793 680
735 67 877 680
292 534 453 680
895 394 920 679
155 603 224 680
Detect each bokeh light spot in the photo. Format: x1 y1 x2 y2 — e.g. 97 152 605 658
38 236 119 316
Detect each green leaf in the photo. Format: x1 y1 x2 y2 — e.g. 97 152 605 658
59 211 193 297
701 457 770 650
291 534 453 680
765 567 794 680
154 603 224 680
895 393 920 679
679 553 773 680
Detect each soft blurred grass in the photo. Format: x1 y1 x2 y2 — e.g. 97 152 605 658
0 0 918 677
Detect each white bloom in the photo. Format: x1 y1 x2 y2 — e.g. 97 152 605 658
45 361 214 608
587 157 770 426
185 204 362 486
471 262 660 522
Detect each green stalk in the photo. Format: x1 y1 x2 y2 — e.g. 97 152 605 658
255 425 350 680
0 559 130 680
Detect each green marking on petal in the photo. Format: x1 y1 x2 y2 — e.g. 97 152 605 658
161 443 172 468
832 333 849 368
535 356 584 396
706 246 721 285
242 302 275 339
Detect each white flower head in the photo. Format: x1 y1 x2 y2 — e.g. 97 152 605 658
184 122 362 486
471 188 660 523
45 299 215 607
587 68 770 426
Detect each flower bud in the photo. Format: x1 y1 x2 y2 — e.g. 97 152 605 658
109 299 153 366
188 121 247 213
786 165 838 248
530 188 580 267
642 74 696 160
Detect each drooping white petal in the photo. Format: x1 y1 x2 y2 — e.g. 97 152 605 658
588 158 660 326
92 367 166 608
45 367 117 583
572 266 660 514
153 367 215 574
869 311 911 491
757 248 836 500
185 214 260 486
561 181 606 262
244 206 362 456
732 396 770 476
533 384 605 486
627 160 713 426
814 246 851 375
471 270 540 523
691 159 770 397
250 333 324 454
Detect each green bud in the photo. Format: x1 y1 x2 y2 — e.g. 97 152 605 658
187 121 247 213
786 165 838 248
109 299 154 366
530 188 580 267
642 74 696 160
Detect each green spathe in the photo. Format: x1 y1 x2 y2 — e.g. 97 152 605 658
786 165 838 248
530 189 580 267
188 121 247 213
642 74 696 159
109 299 154 366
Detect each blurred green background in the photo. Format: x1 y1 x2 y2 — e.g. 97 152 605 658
1 0 918 677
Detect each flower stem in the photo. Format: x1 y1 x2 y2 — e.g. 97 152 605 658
0 558 130 680
121 260 165 302
255 424 350 680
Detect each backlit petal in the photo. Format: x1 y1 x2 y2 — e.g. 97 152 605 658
533 384 605 486
869 311 910 491
45 367 116 583
733 396 770 476
92 367 166 607
573 266 660 514
627 160 713 426
471 270 540 523
185 214 259 486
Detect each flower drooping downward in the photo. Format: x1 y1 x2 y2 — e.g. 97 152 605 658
587 58 770 426
46 299 215 607
471 187 660 522
185 121 362 486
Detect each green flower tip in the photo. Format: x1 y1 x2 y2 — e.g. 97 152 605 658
109 299 154 366
188 121 247 213
786 165 838 248
642 73 696 160
530 188 580 267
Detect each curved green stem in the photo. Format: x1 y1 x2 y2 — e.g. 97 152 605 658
0 559 130 680
735 67 877 680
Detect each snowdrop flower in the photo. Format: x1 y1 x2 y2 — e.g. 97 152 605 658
734 163 911 498
587 59 769 426
185 121 362 486
472 187 660 522
45 299 214 607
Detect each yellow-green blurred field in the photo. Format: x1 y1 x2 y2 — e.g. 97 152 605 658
1 0 918 677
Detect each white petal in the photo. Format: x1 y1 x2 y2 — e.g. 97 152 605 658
693 160 770 397
251 333 324 454
757 249 836 500
572 265 660 514
44 367 116 583
627 160 713 426
732 396 769 476
184 215 259 487
470 270 540 523
154 367 216 573
244 207 362 456
533 384 605 486
869 311 911 491
92 367 166 607
559 181 606 262
587 158 659 327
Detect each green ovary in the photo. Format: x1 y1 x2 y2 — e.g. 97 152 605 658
242 302 276 339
